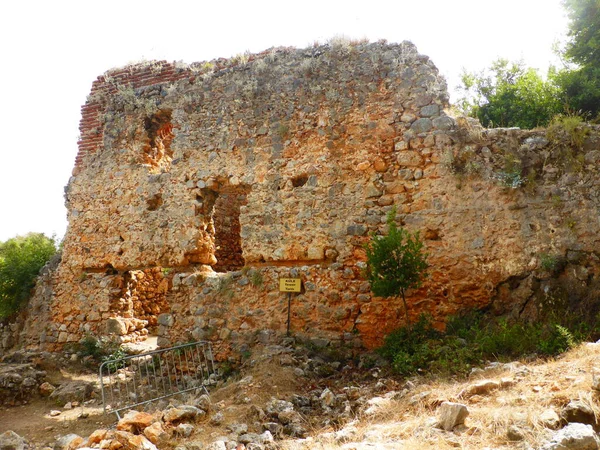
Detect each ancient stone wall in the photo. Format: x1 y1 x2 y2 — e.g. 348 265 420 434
13 41 600 354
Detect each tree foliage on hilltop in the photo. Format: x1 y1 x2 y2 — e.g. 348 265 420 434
557 0 600 117
457 59 563 129
0 233 57 319
458 0 600 127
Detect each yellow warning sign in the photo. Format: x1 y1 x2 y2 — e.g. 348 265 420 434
279 278 302 293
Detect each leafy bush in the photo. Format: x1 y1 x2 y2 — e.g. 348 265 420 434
457 59 563 129
379 311 582 377
0 233 57 319
74 334 127 369
364 208 428 327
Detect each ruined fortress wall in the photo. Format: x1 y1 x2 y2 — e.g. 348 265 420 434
13 41 600 354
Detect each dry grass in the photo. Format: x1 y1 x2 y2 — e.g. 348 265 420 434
280 343 600 449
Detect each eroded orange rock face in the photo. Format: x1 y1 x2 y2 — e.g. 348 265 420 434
13 42 600 354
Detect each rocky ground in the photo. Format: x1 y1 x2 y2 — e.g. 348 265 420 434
3 339 600 449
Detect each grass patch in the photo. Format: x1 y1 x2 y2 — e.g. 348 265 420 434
379 312 585 377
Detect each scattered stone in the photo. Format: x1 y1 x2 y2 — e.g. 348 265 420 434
320 388 335 408
260 431 274 443
0 431 29 450
39 382 56 397
561 400 597 426
436 402 469 431
77 411 89 419
49 381 94 405
247 405 266 422
86 429 109 446
265 399 294 416
114 430 158 450
143 421 169 445
227 423 249 437
278 410 303 425
283 423 308 438
53 433 84 450
408 391 431 405
541 423 600 450
63 402 72 410
263 422 283 436
210 411 224 426
205 441 227 450
364 396 392 415
162 405 203 423
238 433 262 445
50 410 61 417
175 423 194 438
540 409 561 430
193 394 211 412
507 425 525 441
459 380 501 398
117 410 155 433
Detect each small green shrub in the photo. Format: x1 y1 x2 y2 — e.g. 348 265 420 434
249 270 263 288
74 335 127 369
546 114 589 149
496 153 524 189
217 275 234 299
540 253 561 272
364 207 428 328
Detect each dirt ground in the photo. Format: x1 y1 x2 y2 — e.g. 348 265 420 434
0 398 115 446
0 366 116 447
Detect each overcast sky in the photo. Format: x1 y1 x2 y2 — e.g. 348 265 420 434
0 0 568 242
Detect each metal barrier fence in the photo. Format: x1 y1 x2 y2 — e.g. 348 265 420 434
99 341 215 418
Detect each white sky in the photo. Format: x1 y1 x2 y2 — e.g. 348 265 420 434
0 0 568 242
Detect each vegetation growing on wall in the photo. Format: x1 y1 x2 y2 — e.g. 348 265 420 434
364 208 428 329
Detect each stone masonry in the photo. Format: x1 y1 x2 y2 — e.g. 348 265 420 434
11 40 600 356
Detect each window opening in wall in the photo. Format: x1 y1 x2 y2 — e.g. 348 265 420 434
143 109 174 170
208 185 250 272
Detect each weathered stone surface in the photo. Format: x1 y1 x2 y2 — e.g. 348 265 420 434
113 431 158 450
0 364 47 405
541 423 600 450
561 400 597 427
205 441 227 450
86 429 109 446
162 405 203 423
540 409 561 430
143 422 169 445
39 382 56 397
13 41 600 355
49 381 94 405
0 430 29 450
436 402 469 431
53 433 84 450
459 380 501 398
175 423 194 438
116 410 155 433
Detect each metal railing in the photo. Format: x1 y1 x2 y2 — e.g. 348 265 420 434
99 341 215 418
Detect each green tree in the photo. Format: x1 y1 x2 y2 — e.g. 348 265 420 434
0 233 57 319
457 59 563 129
557 0 600 118
364 209 428 328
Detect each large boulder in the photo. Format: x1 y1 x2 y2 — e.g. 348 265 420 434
49 381 95 405
541 423 600 450
0 431 29 450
